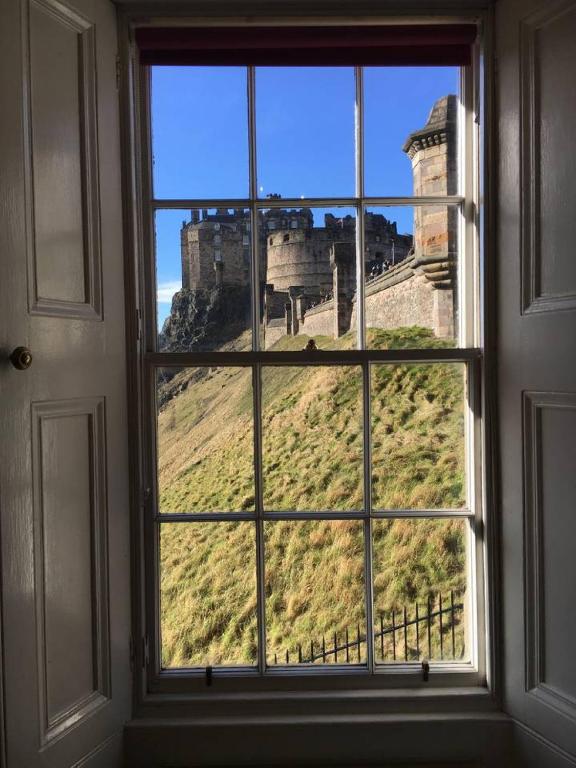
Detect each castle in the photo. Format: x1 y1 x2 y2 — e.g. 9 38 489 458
165 94 458 349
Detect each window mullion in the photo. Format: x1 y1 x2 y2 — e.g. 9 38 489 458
363 360 375 672
146 349 481 368
149 195 465 209
253 363 267 674
247 66 268 675
355 65 366 351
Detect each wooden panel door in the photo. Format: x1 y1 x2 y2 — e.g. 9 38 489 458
497 0 576 763
0 0 131 765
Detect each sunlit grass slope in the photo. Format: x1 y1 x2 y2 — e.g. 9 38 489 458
158 327 467 668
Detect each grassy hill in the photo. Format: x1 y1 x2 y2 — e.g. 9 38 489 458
157 327 468 668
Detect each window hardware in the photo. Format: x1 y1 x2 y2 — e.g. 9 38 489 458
422 660 430 682
142 636 150 668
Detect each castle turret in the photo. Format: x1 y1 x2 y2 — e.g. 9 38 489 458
403 94 458 337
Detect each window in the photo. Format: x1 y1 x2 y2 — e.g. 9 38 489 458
138 24 483 691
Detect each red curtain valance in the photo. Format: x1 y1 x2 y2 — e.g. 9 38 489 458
135 25 477 67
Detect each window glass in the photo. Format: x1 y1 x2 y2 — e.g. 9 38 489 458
261 366 363 512
155 208 252 352
265 520 366 665
364 67 460 197
256 67 355 198
372 518 469 663
259 206 357 350
363 206 460 349
151 67 249 199
160 521 258 667
371 363 466 510
156 367 255 514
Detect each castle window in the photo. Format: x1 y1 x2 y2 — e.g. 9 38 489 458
136 23 485 700
214 234 221 245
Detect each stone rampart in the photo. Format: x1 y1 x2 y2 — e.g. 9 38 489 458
264 318 288 349
349 255 454 338
301 301 335 338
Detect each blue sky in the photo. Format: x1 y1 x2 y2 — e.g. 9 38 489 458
152 66 458 327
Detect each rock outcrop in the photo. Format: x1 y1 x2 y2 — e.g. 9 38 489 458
158 285 251 353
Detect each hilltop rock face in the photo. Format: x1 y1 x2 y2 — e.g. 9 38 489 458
158 285 251 353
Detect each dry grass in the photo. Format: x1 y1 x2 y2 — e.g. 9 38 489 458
157 327 467 668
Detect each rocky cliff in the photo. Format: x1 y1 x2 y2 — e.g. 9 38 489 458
158 285 251 353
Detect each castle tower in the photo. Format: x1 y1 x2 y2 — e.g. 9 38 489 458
402 94 458 337
180 210 251 292
264 209 332 296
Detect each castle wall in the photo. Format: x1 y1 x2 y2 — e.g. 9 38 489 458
264 318 288 349
349 255 454 339
362 262 435 333
300 301 335 338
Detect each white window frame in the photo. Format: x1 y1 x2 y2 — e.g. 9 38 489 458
122 13 495 705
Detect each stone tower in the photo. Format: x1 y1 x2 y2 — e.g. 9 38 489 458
402 94 458 338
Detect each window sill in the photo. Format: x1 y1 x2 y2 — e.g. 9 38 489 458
134 683 499 721
125 694 512 768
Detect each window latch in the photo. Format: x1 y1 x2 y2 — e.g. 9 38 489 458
421 660 430 682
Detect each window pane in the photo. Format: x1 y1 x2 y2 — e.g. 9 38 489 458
364 205 459 349
260 206 357 350
157 367 255 513
156 208 252 352
261 365 363 512
371 363 466 509
364 67 460 197
160 522 257 667
265 520 366 665
372 518 468 663
151 66 249 199
256 67 355 198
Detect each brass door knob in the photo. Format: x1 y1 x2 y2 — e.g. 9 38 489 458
10 346 33 370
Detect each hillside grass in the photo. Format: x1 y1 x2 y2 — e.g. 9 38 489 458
157 327 468 668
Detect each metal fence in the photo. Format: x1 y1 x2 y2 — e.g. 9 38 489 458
272 591 464 665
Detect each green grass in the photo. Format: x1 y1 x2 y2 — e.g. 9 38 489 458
157 327 467 668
